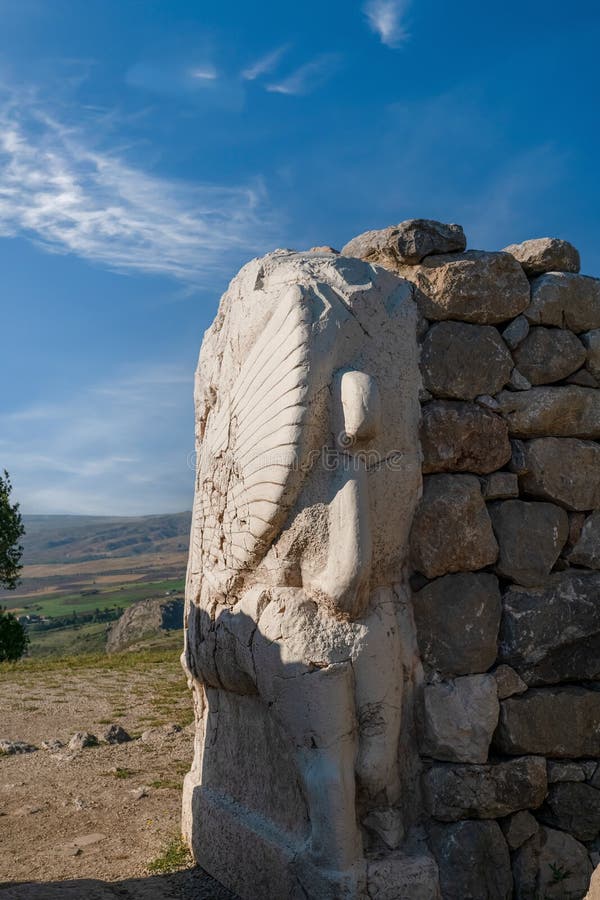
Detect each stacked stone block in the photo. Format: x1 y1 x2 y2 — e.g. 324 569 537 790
343 222 600 899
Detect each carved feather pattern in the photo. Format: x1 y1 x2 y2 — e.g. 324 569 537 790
192 289 312 589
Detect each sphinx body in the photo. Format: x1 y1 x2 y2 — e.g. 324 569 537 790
182 250 423 899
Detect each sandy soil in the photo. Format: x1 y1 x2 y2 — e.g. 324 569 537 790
0 655 237 899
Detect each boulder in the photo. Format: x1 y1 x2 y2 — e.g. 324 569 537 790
537 782 600 841
500 810 538 850
106 597 184 653
489 500 568 586
547 761 587 783
413 573 501 677
495 687 600 757
366 853 441 900
583 329 600 379
421 674 499 763
481 472 520 501
507 368 532 391
396 250 530 324
410 475 499 578
526 272 600 332
422 756 547 821
496 386 600 439
0 740 37 754
512 327 586 384
102 724 132 745
428 820 513 900
493 665 528 700
68 732 98 751
503 238 580 275
41 739 64 753
515 437 600 510
421 322 513 400
502 315 530 350
420 401 511 474
513 826 592 900
567 367 599 387
341 219 466 266
499 571 600 684
570 511 600 569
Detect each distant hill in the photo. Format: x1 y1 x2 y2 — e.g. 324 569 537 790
21 512 192 565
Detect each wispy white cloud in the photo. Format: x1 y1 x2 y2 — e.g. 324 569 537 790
267 54 340 96
364 0 411 48
0 83 277 282
0 363 194 515
190 64 218 81
242 45 288 81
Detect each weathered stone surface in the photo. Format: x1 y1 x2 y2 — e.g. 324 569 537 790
587 864 600 900
413 573 501 677
583 329 600 379
421 322 513 400
493 665 528 700
499 571 600 684
500 809 538 850
68 731 98 751
508 368 532 391
341 219 466 266
106 597 184 653
397 250 530 324
547 761 587 783
482 472 519 500
502 315 530 350
423 756 547 821
527 272 600 332
102 724 131 745
420 401 511 474
513 826 592 900
497 386 600 439
495 687 600 757
429 820 512 900
515 437 600 510
512 327 586 385
367 853 441 900
421 675 499 763
567 367 600 387
410 475 498 578
503 237 581 275
538 782 600 841
570 512 600 569
489 500 568 586
0 740 37 754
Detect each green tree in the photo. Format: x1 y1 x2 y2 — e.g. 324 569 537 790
0 608 29 662
0 470 25 590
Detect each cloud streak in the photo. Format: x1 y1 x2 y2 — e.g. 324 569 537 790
364 0 410 48
0 363 194 515
242 46 288 81
267 54 340 96
0 84 277 283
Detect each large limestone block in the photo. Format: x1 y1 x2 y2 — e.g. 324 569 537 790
499 571 600 685
428 820 513 900
513 826 592 900
514 437 600 510
182 250 424 900
341 218 466 266
395 250 530 324
527 272 600 331
410 474 499 578
570 511 600 568
512 326 586 384
497 386 600 439
420 400 511 474
583 328 600 378
421 322 513 400
412 573 501 677
421 674 499 763
538 782 600 841
503 237 580 275
489 499 568 586
422 756 547 821
495 687 600 757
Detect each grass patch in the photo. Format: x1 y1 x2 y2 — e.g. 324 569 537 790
149 778 182 790
0 645 182 677
103 767 136 779
147 835 192 875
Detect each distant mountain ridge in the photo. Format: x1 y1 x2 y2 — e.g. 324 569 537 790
20 512 192 565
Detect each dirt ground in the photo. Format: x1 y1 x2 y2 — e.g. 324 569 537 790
0 653 237 899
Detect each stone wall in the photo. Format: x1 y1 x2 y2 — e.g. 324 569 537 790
345 221 600 899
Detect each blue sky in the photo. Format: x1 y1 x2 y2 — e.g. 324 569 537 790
0 0 599 515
